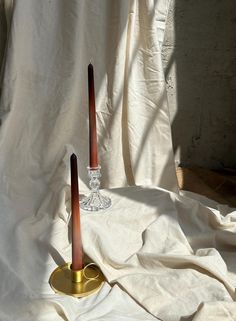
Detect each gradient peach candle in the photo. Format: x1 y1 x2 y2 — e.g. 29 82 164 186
88 63 99 168
70 153 83 271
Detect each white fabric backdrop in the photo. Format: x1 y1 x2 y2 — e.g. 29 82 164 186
0 0 177 194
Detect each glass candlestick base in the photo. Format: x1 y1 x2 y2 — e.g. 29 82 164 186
80 165 111 211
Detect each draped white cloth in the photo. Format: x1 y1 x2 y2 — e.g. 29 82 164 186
0 0 176 193
1 1 236 321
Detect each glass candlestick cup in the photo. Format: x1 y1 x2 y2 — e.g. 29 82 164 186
80 165 111 211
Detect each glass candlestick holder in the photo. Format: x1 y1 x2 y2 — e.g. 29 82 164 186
80 165 111 211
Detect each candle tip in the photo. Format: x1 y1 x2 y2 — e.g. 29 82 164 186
70 153 77 160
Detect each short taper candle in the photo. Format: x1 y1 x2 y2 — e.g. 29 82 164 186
70 153 83 271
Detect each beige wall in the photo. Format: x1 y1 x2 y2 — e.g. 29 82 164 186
162 0 236 169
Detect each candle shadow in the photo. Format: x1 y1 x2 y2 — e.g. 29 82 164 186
94 0 175 191
43 242 67 267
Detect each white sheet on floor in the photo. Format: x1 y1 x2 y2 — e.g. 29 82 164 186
1 173 236 320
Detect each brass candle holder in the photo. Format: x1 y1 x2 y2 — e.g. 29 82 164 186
49 262 105 298
49 154 105 297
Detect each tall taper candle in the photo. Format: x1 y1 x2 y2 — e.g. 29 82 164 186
70 154 83 271
88 63 99 168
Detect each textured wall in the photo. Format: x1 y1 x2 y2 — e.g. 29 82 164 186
162 0 236 169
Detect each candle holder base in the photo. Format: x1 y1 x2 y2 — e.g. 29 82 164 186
49 263 105 298
80 166 111 211
80 191 111 211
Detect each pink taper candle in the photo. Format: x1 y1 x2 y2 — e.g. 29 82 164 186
88 63 99 168
70 154 83 271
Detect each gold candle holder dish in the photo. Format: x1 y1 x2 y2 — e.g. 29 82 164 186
49 263 105 298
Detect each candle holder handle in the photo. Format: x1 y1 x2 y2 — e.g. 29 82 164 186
80 165 111 211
